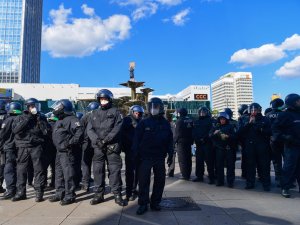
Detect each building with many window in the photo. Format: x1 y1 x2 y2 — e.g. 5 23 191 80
0 0 43 83
211 72 253 119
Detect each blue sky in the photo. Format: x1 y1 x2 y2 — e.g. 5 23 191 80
41 0 300 109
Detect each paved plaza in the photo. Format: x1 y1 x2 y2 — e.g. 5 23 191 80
0 158 300 225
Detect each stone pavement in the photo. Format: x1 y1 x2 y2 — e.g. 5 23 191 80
1 158 300 225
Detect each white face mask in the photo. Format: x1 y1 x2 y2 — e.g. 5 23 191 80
30 107 38 115
151 108 160 116
100 100 109 105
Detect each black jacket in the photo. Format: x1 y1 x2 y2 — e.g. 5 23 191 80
193 116 213 144
174 116 193 144
13 112 49 148
272 109 300 147
0 115 18 151
52 115 83 152
121 115 140 152
87 107 123 148
132 116 174 160
209 123 236 149
80 112 92 151
237 114 271 144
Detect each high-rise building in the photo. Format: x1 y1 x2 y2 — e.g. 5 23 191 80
0 0 43 83
211 72 253 119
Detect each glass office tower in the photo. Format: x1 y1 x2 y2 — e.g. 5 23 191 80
0 0 43 83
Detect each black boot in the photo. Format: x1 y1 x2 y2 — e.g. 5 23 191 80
192 177 203 182
90 194 104 205
114 193 126 206
2 191 16 200
11 192 27 202
81 184 89 192
281 189 290 198
35 191 44 202
49 195 62 202
0 186 6 193
150 204 161 211
136 205 148 215
60 198 75 206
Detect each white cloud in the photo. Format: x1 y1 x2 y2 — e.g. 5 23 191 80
111 0 184 21
230 44 286 67
42 4 131 58
280 34 300 51
276 56 300 77
170 8 191 26
132 2 158 21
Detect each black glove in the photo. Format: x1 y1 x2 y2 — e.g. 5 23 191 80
96 139 105 148
167 155 173 167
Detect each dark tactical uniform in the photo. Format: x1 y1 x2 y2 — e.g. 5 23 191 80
210 116 236 187
238 113 272 190
266 98 285 184
193 115 215 182
272 94 300 197
133 115 173 208
121 114 141 199
0 109 8 193
52 115 83 202
12 112 48 199
0 114 19 197
167 120 177 177
87 107 123 199
174 109 193 180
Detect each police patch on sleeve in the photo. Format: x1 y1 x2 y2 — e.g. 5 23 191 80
1 123 5 129
74 122 81 127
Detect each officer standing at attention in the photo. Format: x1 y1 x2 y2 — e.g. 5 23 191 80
265 98 285 186
132 97 173 215
87 89 125 206
174 108 193 180
238 103 272 191
80 102 99 192
121 105 144 201
0 102 22 199
12 98 48 202
272 94 300 198
48 100 83 205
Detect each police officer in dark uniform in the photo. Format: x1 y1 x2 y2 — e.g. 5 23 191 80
87 89 125 206
174 108 193 180
192 107 215 183
121 105 144 201
48 99 83 205
238 103 272 191
210 112 236 187
0 102 22 199
237 104 249 179
266 98 284 186
0 99 8 194
12 98 48 202
272 94 300 198
80 102 99 191
132 97 173 215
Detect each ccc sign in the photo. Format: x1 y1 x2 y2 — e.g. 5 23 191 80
194 94 208 100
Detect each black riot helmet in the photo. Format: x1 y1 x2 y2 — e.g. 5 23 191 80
218 112 230 121
238 104 248 116
0 100 6 111
270 98 284 110
8 102 22 115
147 97 164 116
86 102 99 112
264 107 272 115
198 106 211 117
248 103 262 114
24 98 41 112
224 108 233 119
52 99 73 117
96 89 113 109
284 93 300 110
76 112 83 120
176 108 188 117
